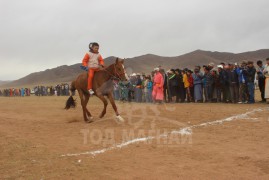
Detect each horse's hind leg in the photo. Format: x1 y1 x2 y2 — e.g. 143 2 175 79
84 94 93 122
78 90 92 123
96 94 108 118
108 93 124 122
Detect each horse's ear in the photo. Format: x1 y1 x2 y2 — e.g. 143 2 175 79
115 58 119 64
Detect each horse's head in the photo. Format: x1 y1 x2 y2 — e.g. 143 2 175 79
114 58 129 81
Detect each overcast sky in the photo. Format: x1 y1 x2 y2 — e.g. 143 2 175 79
0 0 269 80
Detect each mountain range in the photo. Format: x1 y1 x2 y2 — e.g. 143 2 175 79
1 49 269 88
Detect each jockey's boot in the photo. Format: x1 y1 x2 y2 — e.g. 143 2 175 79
88 89 94 95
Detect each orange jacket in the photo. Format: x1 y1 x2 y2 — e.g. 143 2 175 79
82 52 104 68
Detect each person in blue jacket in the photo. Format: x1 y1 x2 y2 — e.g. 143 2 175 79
236 61 248 103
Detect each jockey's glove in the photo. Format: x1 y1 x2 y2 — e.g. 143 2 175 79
80 65 88 71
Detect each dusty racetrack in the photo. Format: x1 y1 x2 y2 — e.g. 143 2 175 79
1 95 269 179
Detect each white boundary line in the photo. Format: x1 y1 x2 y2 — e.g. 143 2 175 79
61 107 267 157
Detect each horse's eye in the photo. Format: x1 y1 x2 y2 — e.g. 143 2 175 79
118 68 121 71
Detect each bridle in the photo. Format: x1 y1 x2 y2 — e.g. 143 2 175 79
102 63 127 81
113 64 127 80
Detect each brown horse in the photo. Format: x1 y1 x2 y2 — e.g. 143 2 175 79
65 58 128 123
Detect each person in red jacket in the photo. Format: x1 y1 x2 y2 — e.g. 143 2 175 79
81 42 105 95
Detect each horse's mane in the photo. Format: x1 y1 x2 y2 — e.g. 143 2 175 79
98 63 115 74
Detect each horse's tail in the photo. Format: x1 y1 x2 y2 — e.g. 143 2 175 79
65 81 76 110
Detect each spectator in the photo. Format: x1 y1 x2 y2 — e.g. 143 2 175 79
227 63 239 103
246 61 256 104
212 69 221 102
203 67 213 102
237 61 248 104
167 69 178 103
128 73 136 102
222 65 231 103
135 74 142 102
175 69 185 103
143 75 153 103
160 69 168 103
119 80 130 102
257 60 266 102
152 67 164 104
113 79 120 100
187 70 194 102
263 58 269 101
192 67 203 102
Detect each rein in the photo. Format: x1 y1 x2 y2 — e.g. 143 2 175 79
102 64 125 81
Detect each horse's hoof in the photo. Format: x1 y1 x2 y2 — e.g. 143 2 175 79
85 117 94 123
85 119 94 123
99 114 104 119
116 115 124 123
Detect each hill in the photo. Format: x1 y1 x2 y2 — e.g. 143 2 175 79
1 49 269 88
0 80 11 86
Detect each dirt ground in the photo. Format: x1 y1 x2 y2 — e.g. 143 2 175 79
1 95 269 180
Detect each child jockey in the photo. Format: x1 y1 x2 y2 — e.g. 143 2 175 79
81 42 105 95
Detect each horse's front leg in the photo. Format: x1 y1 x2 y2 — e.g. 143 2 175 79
107 93 124 122
95 93 108 118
